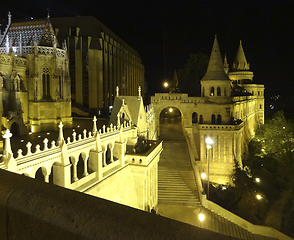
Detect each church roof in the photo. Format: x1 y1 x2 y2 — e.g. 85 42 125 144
1 18 59 47
232 40 249 71
201 35 230 81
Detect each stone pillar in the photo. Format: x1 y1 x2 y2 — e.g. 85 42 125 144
113 141 126 167
83 157 89 177
73 162 78 182
53 164 71 188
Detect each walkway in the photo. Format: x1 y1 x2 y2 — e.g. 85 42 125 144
157 118 260 239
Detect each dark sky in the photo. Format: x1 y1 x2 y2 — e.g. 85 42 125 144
1 0 294 96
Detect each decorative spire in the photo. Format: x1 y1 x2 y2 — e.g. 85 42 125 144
8 12 12 25
116 86 119 96
232 40 250 71
170 70 179 93
3 129 13 156
138 86 141 97
58 121 64 145
223 54 229 74
93 116 97 134
201 35 230 81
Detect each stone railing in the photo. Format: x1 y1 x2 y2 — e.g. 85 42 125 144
199 122 244 131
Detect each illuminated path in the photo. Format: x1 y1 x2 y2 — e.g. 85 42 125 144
157 118 200 206
157 118 257 239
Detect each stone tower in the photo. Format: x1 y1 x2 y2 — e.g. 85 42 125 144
200 35 231 99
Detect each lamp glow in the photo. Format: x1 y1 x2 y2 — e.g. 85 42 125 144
201 172 206 179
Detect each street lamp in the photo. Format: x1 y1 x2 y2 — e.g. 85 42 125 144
255 177 260 183
163 82 169 88
198 208 205 228
205 137 213 200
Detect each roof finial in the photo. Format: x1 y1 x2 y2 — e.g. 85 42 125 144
138 86 141 97
47 7 50 21
8 12 12 25
116 86 119 96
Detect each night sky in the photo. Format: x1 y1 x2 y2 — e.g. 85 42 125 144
1 0 294 98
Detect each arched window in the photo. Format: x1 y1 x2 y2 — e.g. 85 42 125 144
192 112 198 123
57 68 62 98
217 87 221 96
211 114 216 124
217 115 221 124
199 115 203 124
42 67 50 99
210 87 214 96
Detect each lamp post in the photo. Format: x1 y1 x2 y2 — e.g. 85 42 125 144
205 137 213 200
201 171 206 194
256 194 262 217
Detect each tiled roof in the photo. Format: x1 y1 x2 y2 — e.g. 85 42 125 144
1 19 59 47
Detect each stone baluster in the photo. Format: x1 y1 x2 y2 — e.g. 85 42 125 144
17 149 23 158
83 129 87 139
35 144 41 153
51 141 56 149
110 123 113 132
102 125 106 134
78 134 82 141
102 146 107 166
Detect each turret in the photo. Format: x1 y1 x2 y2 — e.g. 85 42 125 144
228 40 253 84
200 35 231 98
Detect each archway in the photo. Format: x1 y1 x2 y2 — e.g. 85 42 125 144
159 107 183 141
35 167 44 181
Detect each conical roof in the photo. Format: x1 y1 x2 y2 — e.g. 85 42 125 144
201 35 230 81
232 40 249 70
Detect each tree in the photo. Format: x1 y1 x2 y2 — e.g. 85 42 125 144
246 111 294 191
177 52 209 96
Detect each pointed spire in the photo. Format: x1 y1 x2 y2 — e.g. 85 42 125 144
223 54 229 74
232 40 249 71
201 35 230 81
170 70 179 93
3 129 13 156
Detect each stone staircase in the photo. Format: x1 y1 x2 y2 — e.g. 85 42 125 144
202 207 256 240
158 167 200 206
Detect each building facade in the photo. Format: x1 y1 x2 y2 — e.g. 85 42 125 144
151 36 264 184
50 16 145 115
0 13 72 137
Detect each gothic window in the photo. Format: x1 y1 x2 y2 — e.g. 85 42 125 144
192 112 198 123
217 115 222 124
210 87 214 96
57 68 62 98
259 104 262 109
199 115 203 124
42 67 50 99
217 87 221 96
211 114 216 124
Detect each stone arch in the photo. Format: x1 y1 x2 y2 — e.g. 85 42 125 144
35 166 47 181
77 153 85 179
48 161 60 184
192 112 198 124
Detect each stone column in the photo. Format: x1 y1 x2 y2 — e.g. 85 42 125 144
83 157 89 177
